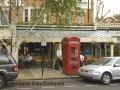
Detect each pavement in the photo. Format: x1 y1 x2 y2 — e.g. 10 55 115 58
17 68 79 80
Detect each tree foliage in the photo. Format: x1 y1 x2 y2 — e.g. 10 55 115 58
45 0 77 15
30 0 84 26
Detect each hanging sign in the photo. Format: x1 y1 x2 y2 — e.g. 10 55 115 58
41 40 47 46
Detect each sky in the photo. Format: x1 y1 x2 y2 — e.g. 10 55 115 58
95 0 120 17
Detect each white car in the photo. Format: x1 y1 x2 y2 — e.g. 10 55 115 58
79 57 120 85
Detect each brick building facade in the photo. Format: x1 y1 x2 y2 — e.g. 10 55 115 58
6 0 94 26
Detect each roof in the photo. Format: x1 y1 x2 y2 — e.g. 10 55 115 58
101 17 119 23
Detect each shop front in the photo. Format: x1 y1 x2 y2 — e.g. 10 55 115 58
17 30 117 68
18 42 54 68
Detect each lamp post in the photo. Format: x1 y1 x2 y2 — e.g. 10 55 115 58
88 0 89 23
9 0 11 25
9 0 12 53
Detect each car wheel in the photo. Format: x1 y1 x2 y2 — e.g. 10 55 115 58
101 72 112 85
0 75 5 89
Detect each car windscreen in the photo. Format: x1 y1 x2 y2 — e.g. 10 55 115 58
0 56 11 64
92 58 114 66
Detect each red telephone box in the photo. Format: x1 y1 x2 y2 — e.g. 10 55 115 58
62 36 80 75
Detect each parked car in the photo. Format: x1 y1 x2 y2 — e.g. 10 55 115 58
0 55 18 88
79 57 120 85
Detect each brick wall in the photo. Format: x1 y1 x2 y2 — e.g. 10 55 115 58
11 7 23 24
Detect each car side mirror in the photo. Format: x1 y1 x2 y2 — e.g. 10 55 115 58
114 64 120 67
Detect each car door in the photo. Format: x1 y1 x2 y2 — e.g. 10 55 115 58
112 58 120 79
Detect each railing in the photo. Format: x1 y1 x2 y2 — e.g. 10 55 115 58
96 23 120 27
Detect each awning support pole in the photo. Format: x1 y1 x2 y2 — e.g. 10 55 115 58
110 44 114 57
52 42 55 68
105 43 107 57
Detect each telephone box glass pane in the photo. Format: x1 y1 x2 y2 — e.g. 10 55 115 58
71 47 78 67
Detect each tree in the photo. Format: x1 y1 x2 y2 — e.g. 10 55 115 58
0 0 84 63
95 0 110 22
30 0 84 26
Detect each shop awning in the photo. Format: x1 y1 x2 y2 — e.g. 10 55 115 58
18 30 117 43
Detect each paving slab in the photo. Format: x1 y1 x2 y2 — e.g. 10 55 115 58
17 68 78 80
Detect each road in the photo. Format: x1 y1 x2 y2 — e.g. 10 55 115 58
2 78 120 90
